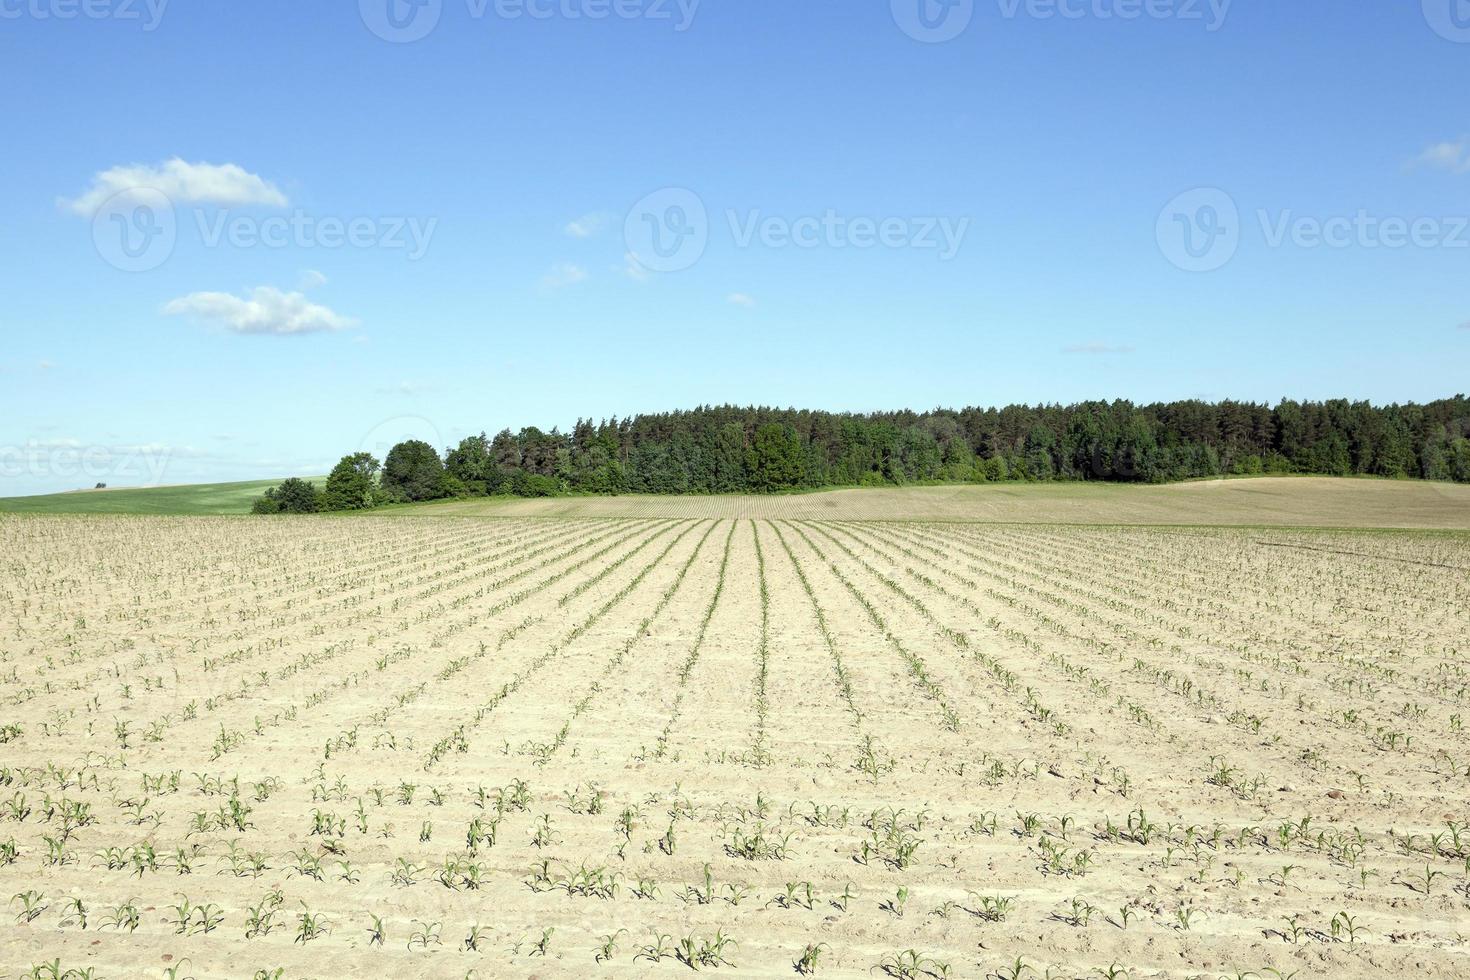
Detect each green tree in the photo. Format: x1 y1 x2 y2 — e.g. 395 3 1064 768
446 433 503 494
747 424 804 492
382 440 447 502
322 453 381 511
1312 433 1352 476
270 396 1470 502
1450 438 1470 483
1421 436 1450 482
490 429 521 471
254 477 320 514
1023 425 1057 481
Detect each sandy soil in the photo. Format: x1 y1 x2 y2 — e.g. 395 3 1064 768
1 512 1468 979
399 478 1470 529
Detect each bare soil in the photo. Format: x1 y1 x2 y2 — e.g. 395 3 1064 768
1 508 1467 979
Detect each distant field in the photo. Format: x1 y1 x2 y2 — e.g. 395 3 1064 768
4 476 1467 528
398 477 1470 529
0 478 321 516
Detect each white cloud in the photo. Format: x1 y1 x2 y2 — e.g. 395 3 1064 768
565 211 614 238
726 292 756 308
298 269 328 290
1062 343 1135 355
540 263 588 289
116 442 209 459
61 159 288 216
623 252 649 282
163 286 355 336
1412 137 1470 174
377 381 432 396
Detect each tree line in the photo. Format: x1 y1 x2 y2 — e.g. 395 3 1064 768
250 396 1470 513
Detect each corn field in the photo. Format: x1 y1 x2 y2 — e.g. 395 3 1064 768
0 513 1467 979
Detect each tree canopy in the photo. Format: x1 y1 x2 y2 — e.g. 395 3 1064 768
253 396 1470 513
323 453 381 511
382 439 447 502
251 477 320 514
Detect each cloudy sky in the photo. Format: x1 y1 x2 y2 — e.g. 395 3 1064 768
2 1 1467 494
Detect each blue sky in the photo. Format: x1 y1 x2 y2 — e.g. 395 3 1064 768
2 0 1467 494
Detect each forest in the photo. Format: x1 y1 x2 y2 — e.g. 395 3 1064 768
251 396 1470 512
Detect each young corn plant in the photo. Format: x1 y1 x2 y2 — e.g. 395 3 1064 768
295 904 328 944
675 930 738 970
11 890 47 924
594 929 627 963
795 943 830 975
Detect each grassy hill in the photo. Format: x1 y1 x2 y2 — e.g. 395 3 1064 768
0 478 319 516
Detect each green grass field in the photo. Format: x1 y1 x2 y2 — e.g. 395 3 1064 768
0 478 323 516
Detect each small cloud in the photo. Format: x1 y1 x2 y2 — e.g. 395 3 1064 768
61 159 288 216
623 252 649 282
163 285 355 336
26 437 85 451
540 263 588 289
115 442 209 460
298 269 328 290
565 211 614 238
1062 343 1135 355
726 293 756 308
38 360 56 371
1411 137 1470 174
377 381 432 396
